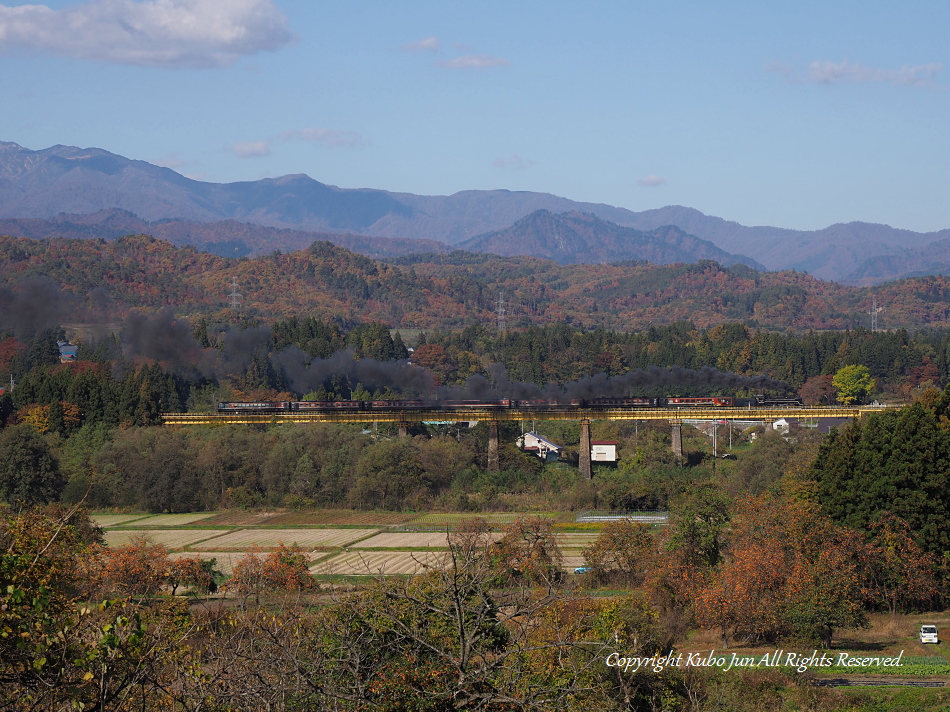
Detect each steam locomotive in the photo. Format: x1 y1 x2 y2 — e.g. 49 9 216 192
216 394 802 414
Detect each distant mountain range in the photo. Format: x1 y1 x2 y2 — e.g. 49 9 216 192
3 140 950 284
0 210 450 260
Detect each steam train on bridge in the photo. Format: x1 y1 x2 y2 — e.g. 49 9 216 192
216 395 803 414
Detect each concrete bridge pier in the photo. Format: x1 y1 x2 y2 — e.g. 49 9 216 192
579 419 592 479
488 421 500 472
398 423 409 437
670 420 683 464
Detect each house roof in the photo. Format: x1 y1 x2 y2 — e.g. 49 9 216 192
523 432 562 450
591 441 618 446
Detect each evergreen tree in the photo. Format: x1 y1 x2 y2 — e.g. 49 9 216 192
0 424 64 505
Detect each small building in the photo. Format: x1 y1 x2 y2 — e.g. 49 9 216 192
591 441 618 462
57 341 78 363
518 432 563 462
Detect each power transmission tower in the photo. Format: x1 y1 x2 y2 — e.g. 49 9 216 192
496 293 507 335
868 295 884 332
229 277 243 310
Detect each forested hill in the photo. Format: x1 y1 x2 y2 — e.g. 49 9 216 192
3 233 950 331
456 210 764 268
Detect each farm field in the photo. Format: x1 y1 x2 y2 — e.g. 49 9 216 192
104 529 231 549
352 531 501 549
554 533 599 549
95 510 586 576
409 512 572 526
92 514 153 527
190 528 379 550
311 550 448 575
127 513 219 527
199 510 415 527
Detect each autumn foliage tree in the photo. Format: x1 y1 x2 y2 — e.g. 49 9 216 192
96 535 171 600
693 494 868 648
861 513 940 614
228 543 314 603
582 519 654 586
488 516 563 584
167 555 218 596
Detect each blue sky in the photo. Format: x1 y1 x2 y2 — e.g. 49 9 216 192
2 0 949 232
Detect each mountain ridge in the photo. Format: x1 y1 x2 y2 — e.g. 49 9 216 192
3 140 950 283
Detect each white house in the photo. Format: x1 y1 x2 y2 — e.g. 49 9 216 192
518 432 563 462
591 441 618 462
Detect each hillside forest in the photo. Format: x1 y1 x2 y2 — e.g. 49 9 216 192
5 234 950 709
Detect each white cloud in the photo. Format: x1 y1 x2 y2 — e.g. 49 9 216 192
280 128 367 148
438 54 510 69
0 0 293 68
770 59 942 87
492 153 535 170
400 36 440 53
232 140 271 158
637 175 666 187
808 60 941 86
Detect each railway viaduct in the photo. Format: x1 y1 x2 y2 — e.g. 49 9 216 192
163 405 887 478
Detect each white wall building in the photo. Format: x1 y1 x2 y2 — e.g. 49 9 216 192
591 441 618 462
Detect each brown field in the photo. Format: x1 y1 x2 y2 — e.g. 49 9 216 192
200 510 416 527
97 510 594 577
200 511 285 526
311 551 448 575
562 555 585 570
353 532 499 549
408 512 570 526
555 533 599 549
191 528 379 550
92 514 153 527
268 511 417 526
105 529 231 550
126 513 219 527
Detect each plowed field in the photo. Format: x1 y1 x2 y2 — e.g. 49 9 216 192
311 551 448 575
126 513 219 527
105 530 231 550
192 528 378 550
92 514 152 527
353 532 503 548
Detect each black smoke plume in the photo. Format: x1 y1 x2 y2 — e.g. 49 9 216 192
110 308 789 400
439 363 789 402
0 278 75 336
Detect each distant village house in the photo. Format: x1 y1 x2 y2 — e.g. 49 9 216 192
518 432 563 462
57 341 77 363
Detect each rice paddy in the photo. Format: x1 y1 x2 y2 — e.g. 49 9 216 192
94 510 593 576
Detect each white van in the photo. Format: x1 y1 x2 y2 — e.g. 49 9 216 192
920 625 939 644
